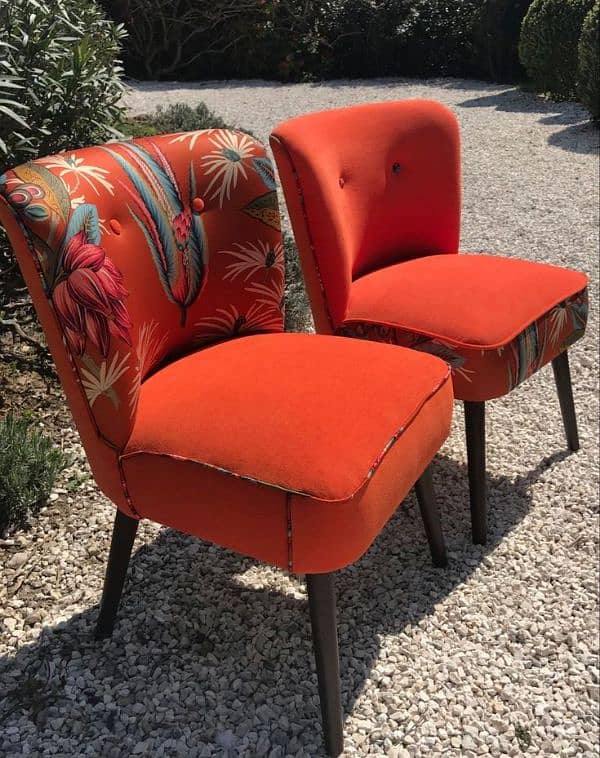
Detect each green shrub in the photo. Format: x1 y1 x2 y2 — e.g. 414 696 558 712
475 0 533 81
0 0 126 171
578 2 600 119
0 413 68 535
117 102 236 140
519 0 594 98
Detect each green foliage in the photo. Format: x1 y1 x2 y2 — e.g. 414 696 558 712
0 413 68 535
475 0 533 81
0 0 126 173
519 0 594 99
578 2 600 119
118 102 232 139
104 0 489 81
283 233 313 333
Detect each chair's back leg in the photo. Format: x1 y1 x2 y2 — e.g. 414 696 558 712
306 573 344 757
464 400 487 545
552 350 580 451
414 466 448 567
95 509 139 640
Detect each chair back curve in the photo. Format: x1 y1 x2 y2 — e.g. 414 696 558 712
0 130 284 508
270 99 461 332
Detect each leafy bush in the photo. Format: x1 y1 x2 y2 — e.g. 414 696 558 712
475 0 533 81
0 0 126 171
0 413 68 535
578 2 600 120
118 102 228 139
519 0 594 98
398 0 483 78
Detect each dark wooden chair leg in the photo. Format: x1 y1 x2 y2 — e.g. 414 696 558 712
464 400 487 546
95 509 139 640
306 573 344 757
414 467 448 567
552 350 580 451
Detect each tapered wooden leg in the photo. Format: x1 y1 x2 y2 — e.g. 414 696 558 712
464 400 487 545
414 467 448 567
552 351 580 451
306 573 344 757
95 509 139 640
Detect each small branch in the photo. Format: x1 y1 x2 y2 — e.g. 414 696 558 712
0 318 46 351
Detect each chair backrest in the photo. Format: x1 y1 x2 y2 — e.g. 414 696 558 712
0 130 283 507
270 99 461 332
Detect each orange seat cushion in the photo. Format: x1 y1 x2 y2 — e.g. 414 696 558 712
339 254 588 401
121 333 453 572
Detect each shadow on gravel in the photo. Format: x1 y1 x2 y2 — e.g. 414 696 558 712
457 88 599 155
0 448 573 755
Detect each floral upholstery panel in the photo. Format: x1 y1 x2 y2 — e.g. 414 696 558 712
0 130 284 448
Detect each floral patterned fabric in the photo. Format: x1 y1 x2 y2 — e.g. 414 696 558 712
0 131 284 449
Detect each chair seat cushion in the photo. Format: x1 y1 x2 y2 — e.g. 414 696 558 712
339 254 588 401
121 333 453 572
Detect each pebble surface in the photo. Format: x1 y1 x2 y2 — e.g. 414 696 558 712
1 78 598 756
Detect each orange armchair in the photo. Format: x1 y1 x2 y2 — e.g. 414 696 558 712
271 100 589 545
0 130 454 756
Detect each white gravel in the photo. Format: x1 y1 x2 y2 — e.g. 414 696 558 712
1 78 598 757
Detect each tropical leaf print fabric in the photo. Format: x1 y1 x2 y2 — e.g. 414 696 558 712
0 130 284 447
337 288 589 401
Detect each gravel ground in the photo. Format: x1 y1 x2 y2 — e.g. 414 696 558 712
1 78 598 757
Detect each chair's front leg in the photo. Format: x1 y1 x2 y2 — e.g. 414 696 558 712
464 400 487 545
552 350 580 451
414 466 448 567
306 573 344 757
95 509 139 640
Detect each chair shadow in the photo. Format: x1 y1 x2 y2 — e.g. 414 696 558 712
0 449 571 756
457 88 599 155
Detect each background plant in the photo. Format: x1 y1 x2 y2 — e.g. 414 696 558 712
519 0 594 99
474 0 533 82
0 412 68 536
577 1 600 120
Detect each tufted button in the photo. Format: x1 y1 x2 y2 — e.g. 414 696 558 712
109 219 121 235
339 177 345 188
192 197 205 213
392 162 402 174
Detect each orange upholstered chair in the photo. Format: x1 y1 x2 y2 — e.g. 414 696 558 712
271 100 589 545
1 130 454 756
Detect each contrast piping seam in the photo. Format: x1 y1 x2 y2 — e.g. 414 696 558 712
340 286 589 353
286 492 294 573
2 199 139 519
120 367 452 504
270 135 336 331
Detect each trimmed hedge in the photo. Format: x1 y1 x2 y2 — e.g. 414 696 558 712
519 0 594 99
578 2 600 119
475 0 534 82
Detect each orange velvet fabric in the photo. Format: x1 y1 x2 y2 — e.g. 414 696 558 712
270 100 461 331
340 254 588 401
270 101 589 401
121 334 453 571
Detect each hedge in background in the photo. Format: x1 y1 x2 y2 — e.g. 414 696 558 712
475 0 533 82
519 0 594 99
578 1 600 120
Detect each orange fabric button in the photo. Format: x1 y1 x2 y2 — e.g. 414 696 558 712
192 197 205 213
109 219 121 235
